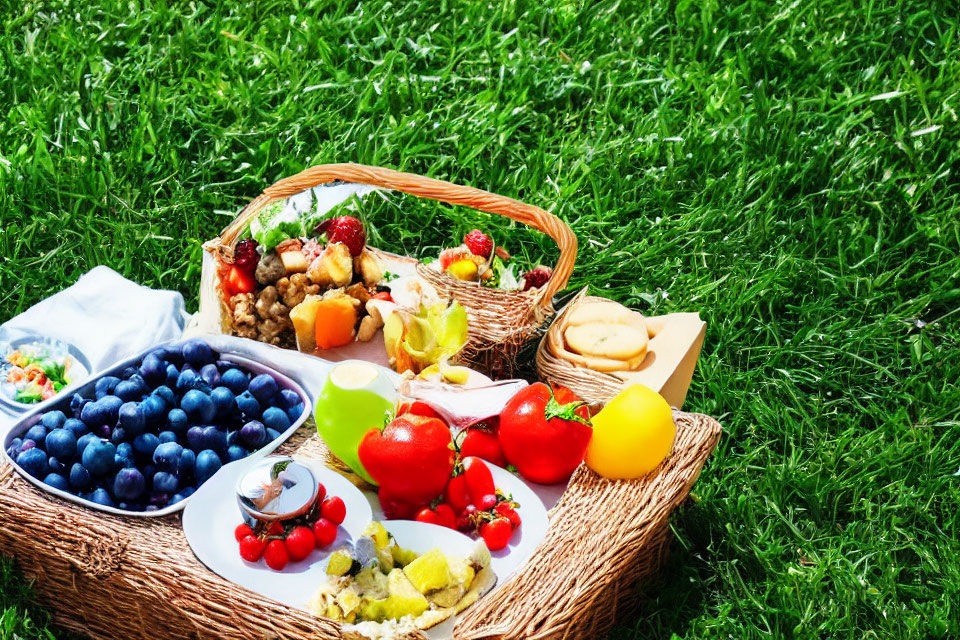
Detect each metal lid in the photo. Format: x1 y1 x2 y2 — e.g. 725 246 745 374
235 456 318 522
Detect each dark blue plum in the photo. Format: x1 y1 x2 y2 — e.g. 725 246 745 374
286 402 305 423
48 456 68 474
95 376 121 399
76 432 98 457
201 426 227 454
24 425 47 448
261 407 291 433
43 473 69 491
133 433 160 458
248 374 279 405
266 428 281 443
278 389 300 409
40 411 66 430
220 368 249 394
235 391 260 420
239 421 266 449
176 369 199 394
226 445 248 463
69 463 92 489
89 488 115 507
181 389 215 423
177 448 196 478
141 395 167 427
158 431 178 444
114 379 142 402
152 385 176 409
114 468 146 500
185 426 205 451
167 408 188 434
63 418 88 438
139 353 167 386
110 427 127 445
118 402 145 435
195 450 222 484
46 428 77 460
200 363 221 387
82 440 116 476
17 448 48 478
152 471 179 493
210 387 236 417
165 363 180 387
182 339 215 368
153 442 184 471
99 395 124 425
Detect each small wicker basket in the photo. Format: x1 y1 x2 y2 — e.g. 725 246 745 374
198 163 578 378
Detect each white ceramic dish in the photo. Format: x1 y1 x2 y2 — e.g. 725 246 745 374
2 342 312 518
0 334 93 413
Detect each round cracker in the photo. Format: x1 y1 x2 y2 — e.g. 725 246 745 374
564 323 648 360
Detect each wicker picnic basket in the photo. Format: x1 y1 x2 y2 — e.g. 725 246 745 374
0 410 721 640
196 164 578 378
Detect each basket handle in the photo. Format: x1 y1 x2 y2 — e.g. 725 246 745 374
219 163 577 307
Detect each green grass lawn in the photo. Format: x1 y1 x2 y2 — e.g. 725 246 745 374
1 0 959 638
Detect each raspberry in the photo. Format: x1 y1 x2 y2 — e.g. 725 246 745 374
522 266 553 291
316 216 366 257
233 239 260 273
464 229 493 259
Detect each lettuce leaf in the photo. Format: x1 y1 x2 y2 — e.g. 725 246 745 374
250 200 305 252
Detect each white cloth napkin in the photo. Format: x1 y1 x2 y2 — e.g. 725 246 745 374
0 266 188 428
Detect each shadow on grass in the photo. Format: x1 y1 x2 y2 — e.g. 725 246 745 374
0 556 83 640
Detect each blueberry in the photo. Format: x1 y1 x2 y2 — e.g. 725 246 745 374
133 433 160 458
69 463 92 489
18 448 48 478
118 402 145 436
167 408 188 434
115 453 135 469
185 426 205 451
139 353 167 386
76 432 98 457
261 407 291 433
159 345 184 367
158 431 178 444
114 380 142 402
194 450 222 485
81 440 116 476
19 439 36 452
239 420 267 449
46 428 77 460
153 385 177 409
116 442 134 460
153 442 184 471
164 363 180 387
266 428 281 442
89 488 115 507
181 389 215 423
43 473 69 491
114 468 146 500
48 456 68 474
152 471 179 494
63 418 88 438
235 391 260 419
70 392 88 416
120 366 138 379
248 374 279 405
220 368 249 394
95 376 121 399
141 395 167 427
94 424 112 439
24 425 47 448
278 388 300 409
177 448 196 478
211 386 236 418
182 339 215 368
286 402 305 423
201 426 227 454
176 369 199 394
226 430 240 447
200 363 220 387
142 464 157 482
225 445 248 462
168 492 188 505
41 411 67 430
5 445 19 459
149 492 170 507
9 437 21 450
99 395 124 425
110 427 127 445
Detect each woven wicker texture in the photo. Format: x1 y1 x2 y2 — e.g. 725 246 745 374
206 163 578 377
0 412 719 640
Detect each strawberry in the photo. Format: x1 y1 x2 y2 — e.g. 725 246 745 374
316 216 366 257
225 265 257 296
522 266 553 291
464 229 493 259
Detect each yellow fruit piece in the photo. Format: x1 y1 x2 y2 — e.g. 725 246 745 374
280 250 309 273
586 384 676 479
384 569 430 618
391 544 419 567
290 294 324 353
403 548 453 594
362 521 391 550
327 548 356 576
446 259 479 281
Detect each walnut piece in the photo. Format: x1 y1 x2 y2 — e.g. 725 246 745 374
277 273 321 308
345 282 372 306
255 252 286 285
255 286 293 344
230 293 258 339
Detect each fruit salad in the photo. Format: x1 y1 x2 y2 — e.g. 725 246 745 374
2 342 86 405
432 228 553 292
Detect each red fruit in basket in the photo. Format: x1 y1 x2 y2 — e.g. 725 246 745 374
372 291 394 302
439 246 472 271
234 523 255 542
238 535 267 562
313 517 338 547
444 474 472 514
460 422 507 467
495 502 522 529
464 229 493 259
316 216 365 257
499 383 592 484
320 496 346 526
264 539 290 570
479 517 513 551
415 504 457 529
225 265 257 296
284 526 316 562
462 457 495 506
233 239 260 273
397 400 442 420
359 414 456 507
521 266 552 291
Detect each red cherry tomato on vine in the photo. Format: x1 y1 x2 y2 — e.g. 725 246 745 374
479 517 513 551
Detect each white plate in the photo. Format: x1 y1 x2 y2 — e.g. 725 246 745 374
183 456 373 608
